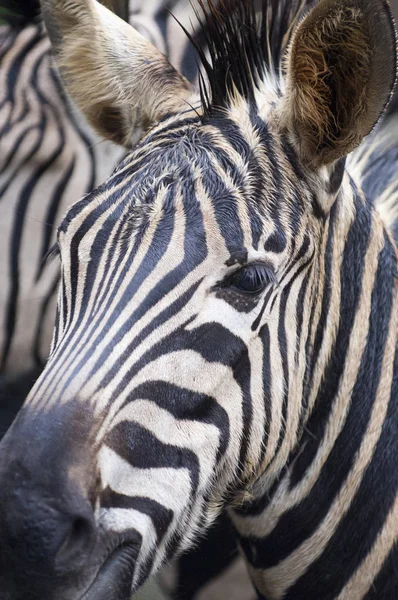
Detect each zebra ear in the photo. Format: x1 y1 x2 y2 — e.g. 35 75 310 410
41 0 194 147
281 0 397 172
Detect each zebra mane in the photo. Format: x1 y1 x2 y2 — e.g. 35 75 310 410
186 0 312 114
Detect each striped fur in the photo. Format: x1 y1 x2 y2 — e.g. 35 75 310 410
0 1 397 599
0 0 203 379
0 3 251 598
0 22 122 375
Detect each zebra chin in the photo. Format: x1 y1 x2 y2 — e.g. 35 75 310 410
0 536 141 600
78 539 141 600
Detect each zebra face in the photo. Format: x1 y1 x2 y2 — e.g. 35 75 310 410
0 0 395 598
0 113 318 600
6 113 317 596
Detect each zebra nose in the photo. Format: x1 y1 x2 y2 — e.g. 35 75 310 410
0 407 98 577
54 510 97 572
13 500 96 573
0 479 97 575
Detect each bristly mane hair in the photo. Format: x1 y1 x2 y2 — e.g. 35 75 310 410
182 0 312 115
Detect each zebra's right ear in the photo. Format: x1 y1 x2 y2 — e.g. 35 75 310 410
41 0 194 147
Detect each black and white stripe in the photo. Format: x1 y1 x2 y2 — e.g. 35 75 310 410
0 3 251 598
0 19 122 375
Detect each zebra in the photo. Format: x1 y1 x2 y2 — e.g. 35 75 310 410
0 2 255 598
0 0 398 598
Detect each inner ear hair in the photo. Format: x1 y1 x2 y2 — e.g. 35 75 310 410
282 0 397 169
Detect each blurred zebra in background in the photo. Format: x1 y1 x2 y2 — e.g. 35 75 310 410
0 0 122 407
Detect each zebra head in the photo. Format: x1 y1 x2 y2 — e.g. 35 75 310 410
0 0 396 599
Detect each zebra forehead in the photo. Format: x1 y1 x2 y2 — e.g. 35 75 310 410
60 110 304 259
114 113 293 208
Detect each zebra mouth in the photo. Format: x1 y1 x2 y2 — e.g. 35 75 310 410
81 541 140 600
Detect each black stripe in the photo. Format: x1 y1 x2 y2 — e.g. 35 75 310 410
35 156 75 282
106 421 200 495
259 323 272 461
0 121 37 176
202 163 244 253
49 66 97 195
295 270 310 365
234 348 253 475
120 380 230 460
101 487 173 541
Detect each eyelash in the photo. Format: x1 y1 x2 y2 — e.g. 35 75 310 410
227 263 274 295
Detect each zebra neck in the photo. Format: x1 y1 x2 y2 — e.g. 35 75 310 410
230 192 398 600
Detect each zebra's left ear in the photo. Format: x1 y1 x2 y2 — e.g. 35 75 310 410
280 0 397 204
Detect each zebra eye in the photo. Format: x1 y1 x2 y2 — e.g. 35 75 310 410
229 264 272 295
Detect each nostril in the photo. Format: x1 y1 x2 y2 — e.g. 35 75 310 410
55 515 96 572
